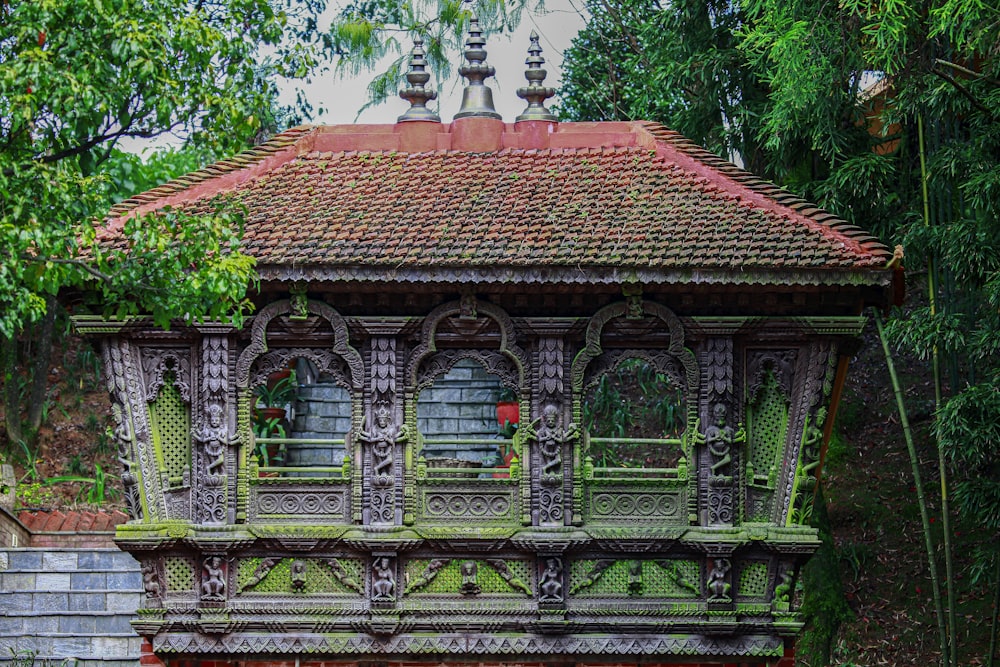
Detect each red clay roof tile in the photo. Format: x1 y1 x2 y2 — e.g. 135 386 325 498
104 121 890 282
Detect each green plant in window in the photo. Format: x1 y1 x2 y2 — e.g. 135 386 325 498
583 359 686 468
253 418 287 467
255 371 297 407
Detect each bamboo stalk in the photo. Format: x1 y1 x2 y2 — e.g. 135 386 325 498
875 310 949 667
919 114 958 667
990 550 1000 667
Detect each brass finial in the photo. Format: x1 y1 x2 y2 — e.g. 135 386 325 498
398 37 441 123
454 15 501 120
516 30 557 122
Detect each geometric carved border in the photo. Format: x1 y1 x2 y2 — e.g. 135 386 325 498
587 488 686 523
153 632 785 657
418 489 517 522
249 488 350 523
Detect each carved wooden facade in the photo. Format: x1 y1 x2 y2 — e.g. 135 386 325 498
78 112 893 664
76 294 878 661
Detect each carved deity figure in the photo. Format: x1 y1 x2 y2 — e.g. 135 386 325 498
195 401 233 483
141 561 160 599
704 403 745 480
289 285 309 320
291 559 307 592
773 566 793 611
625 293 643 319
628 559 643 596
526 404 578 479
459 292 477 319
372 557 395 600
201 556 226 601
359 406 408 486
539 557 563 602
460 560 481 595
800 407 827 476
707 558 731 602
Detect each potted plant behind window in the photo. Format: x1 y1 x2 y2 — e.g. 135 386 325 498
255 372 297 418
254 418 287 472
253 371 297 472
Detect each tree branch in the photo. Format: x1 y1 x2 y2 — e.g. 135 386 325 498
20 254 114 284
930 67 998 122
935 58 1000 88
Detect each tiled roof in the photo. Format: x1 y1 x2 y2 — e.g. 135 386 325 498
105 120 890 284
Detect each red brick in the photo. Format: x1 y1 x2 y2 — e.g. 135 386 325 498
77 511 96 530
140 639 166 667
91 512 113 531
17 510 39 530
42 510 67 531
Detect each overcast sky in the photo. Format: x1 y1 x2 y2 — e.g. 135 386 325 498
120 2 586 154
283 0 588 125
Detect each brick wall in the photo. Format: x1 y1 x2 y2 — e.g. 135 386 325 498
0 506 30 548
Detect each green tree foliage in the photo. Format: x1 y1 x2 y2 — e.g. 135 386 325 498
562 1 999 663
559 0 773 175
0 0 313 334
0 0 326 447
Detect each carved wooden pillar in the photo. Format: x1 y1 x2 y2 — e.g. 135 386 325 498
193 328 234 525
699 336 738 526
777 340 838 526
527 323 574 526
103 338 164 521
361 321 408 525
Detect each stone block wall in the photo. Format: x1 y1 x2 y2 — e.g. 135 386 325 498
290 382 352 466
416 358 507 462
0 547 142 667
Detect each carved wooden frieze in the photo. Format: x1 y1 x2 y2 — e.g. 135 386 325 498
103 339 163 521
237 557 365 595
248 486 350 523
419 488 516 522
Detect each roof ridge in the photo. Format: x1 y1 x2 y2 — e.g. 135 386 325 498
636 121 891 262
107 125 316 217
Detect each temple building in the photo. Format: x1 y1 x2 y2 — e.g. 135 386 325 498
75 20 895 667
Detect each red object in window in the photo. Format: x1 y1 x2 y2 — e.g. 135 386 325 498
493 447 517 479
496 401 519 427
